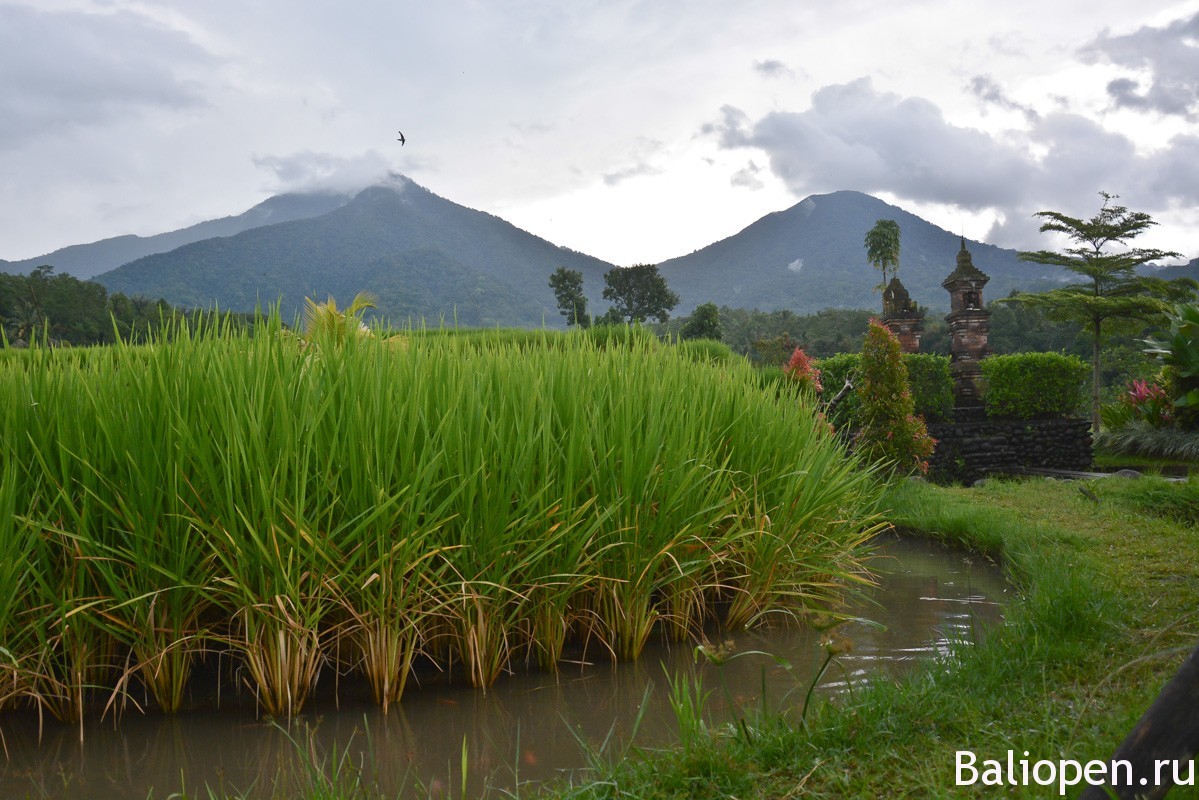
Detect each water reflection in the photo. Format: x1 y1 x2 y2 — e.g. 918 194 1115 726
0 536 1006 799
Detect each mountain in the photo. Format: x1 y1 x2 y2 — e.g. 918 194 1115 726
1154 257 1199 284
658 190 1061 314
95 176 615 328
0 191 353 280
20 180 1082 328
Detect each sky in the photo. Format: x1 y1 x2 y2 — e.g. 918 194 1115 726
2 0 1198 267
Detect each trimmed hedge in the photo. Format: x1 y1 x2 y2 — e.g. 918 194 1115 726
904 353 954 423
980 352 1088 419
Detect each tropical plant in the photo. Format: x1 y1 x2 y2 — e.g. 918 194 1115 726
864 220 901 303
1143 303 1199 430
302 291 377 344
853 320 935 475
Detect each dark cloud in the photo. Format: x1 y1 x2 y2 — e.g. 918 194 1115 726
709 77 1199 250
712 78 1034 210
0 5 216 149
968 74 1040 123
753 59 793 79
1080 12 1199 119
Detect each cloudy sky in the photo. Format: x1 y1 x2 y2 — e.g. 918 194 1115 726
3 0 1198 266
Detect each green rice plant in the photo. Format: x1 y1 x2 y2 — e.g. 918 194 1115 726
63 332 219 714
13 357 124 724
0 471 43 711
714 386 885 630
1 310 885 728
184 330 352 718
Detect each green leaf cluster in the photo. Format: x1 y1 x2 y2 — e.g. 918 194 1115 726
980 352 1089 418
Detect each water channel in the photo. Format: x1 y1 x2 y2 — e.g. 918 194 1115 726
0 535 1008 799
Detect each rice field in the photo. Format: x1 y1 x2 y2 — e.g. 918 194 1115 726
0 317 885 726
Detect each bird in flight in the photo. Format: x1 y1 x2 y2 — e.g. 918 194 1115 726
397 130 406 146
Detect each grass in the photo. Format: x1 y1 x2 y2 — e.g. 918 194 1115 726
525 475 1199 799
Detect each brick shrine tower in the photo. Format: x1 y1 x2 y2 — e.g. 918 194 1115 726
942 237 990 407
882 276 923 353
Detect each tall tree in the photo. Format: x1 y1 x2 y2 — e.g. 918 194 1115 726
864 219 901 308
601 263 679 325
678 301 722 341
1009 192 1193 429
548 267 590 328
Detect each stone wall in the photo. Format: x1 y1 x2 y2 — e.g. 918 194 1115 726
926 411 1092 484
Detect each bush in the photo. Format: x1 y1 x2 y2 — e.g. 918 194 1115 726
853 321 935 475
981 352 1088 419
783 347 822 395
904 354 953 422
674 338 735 364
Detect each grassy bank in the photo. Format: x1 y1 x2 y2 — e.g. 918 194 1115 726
535 475 1199 799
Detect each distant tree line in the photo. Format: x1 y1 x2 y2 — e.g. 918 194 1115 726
0 266 252 347
549 263 681 328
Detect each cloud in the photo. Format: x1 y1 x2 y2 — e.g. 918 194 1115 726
753 59 793 79
253 150 392 194
0 5 216 148
786 257 803 273
967 74 1040 123
712 78 1035 210
602 162 662 186
730 160 764 190
1080 12 1199 119
709 77 1199 251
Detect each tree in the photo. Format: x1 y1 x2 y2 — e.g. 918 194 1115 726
1008 192 1193 430
864 219 901 305
601 263 679 324
678 302 721 341
548 267 590 328
854 320 935 475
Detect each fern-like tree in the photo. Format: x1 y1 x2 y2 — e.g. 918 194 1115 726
864 219 901 310
548 267 590 328
1008 192 1193 430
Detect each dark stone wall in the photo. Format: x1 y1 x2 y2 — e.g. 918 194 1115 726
926 411 1092 484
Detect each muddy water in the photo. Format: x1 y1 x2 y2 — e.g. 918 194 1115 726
0 536 1007 799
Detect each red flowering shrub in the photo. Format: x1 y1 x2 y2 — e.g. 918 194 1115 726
853 320 935 475
783 346 823 395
